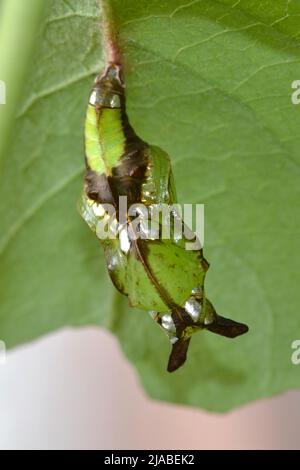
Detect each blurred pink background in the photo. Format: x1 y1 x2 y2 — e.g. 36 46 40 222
0 328 299 450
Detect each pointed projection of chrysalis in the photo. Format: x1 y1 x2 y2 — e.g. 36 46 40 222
79 64 248 372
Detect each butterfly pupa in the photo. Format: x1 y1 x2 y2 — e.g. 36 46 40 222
80 64 248 372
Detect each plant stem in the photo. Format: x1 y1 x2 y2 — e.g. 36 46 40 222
100 0 122 65
0 0 47 171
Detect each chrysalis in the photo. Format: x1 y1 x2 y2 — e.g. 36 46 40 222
79 64 248 372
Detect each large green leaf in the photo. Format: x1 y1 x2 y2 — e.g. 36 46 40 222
0 0 299 411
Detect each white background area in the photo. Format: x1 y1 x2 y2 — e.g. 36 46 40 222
0 328 299 450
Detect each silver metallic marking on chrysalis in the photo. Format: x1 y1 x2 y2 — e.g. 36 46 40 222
89 90 97 106
184 298 202 322
119 228 131 254
108 255 119 272
92 203 106 217
191 286 203 297
170 336 179 344
161 314 176 333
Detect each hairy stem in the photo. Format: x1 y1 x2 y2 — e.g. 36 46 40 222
100 0 122 65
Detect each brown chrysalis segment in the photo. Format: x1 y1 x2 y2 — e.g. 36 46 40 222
168 338 191 373
206 316 249 338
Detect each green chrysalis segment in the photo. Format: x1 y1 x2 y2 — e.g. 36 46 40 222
141 145 176 204
85 74 125 174
80 64 249 372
